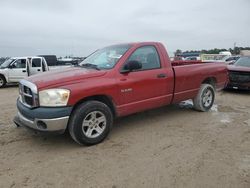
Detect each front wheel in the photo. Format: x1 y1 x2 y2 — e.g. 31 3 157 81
0 76 6 88
193 84 215 112
68 101 113 145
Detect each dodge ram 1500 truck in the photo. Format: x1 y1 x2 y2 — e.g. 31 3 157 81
14 42 228 145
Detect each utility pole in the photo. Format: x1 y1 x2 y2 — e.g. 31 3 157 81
233 42 236 55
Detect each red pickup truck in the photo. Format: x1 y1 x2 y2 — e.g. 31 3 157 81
14 42 228 145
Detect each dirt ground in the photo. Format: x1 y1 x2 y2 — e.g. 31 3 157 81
0 86 250 188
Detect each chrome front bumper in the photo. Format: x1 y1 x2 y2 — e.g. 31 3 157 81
14 111 69 133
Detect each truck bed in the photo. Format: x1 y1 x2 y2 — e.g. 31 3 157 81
171 60 203 66
171 61 228 103
171 60 225 66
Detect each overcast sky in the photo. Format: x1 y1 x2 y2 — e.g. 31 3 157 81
0 0 249 57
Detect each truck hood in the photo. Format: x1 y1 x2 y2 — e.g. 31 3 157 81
27 67 107 89
227 65 250 72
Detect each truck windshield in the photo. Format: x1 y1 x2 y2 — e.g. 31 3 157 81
0 58 15 68
235 57 250 67
79 44 131 70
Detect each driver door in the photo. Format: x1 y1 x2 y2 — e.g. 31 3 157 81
8 58 28 82
117 45 174 115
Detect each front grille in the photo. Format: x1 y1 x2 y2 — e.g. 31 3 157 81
24 86 32 95
229 71 250 83
19 83 38 108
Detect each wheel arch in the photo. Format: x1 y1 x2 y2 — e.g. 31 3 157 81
201 77 217 89
0 74 7 82
71 95 117 118
0 74 7 86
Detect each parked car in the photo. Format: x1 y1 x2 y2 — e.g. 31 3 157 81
38 55 77 66
227 56 250 90
225 56 240 65
0 56 73 88
14 42 228 145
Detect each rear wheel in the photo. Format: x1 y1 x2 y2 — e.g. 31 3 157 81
193 84 215 112
0 76 6 88
68 101 113 145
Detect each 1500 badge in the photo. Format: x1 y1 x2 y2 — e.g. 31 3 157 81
121 88 133 93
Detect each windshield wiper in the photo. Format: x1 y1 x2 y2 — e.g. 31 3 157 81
80 63 100 70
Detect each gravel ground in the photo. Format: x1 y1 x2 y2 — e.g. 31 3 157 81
0 86 250 188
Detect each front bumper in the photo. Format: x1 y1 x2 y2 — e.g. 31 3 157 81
14 99 73 133
227 82 250 90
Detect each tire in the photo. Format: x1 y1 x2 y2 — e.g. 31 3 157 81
68 100 113 145
0 75 6 88
193 84 215 112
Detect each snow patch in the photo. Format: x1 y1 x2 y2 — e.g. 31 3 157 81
210 104 218 112
178 100 193 109
220 114 231 123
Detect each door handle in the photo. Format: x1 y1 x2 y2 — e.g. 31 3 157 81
37 69 41 71
22 70 26 73
157 73 167 78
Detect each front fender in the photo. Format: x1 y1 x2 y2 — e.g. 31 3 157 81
0 69 8 82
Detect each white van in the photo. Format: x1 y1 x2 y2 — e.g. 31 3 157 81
219 51 232 56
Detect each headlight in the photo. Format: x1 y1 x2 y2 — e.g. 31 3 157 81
39 89 70 107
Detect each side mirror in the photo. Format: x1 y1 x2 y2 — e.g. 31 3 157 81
121 60 142 73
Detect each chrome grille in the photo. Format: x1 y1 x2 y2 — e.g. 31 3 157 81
19 80 38 108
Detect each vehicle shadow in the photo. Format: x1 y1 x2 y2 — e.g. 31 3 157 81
223 88 250 95
16 103 195 148
1 84 18 89
16 127 80 148
112 103 194 134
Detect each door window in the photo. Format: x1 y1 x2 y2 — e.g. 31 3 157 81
32 58 41 67
11 59 26 69
126 46 161 71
